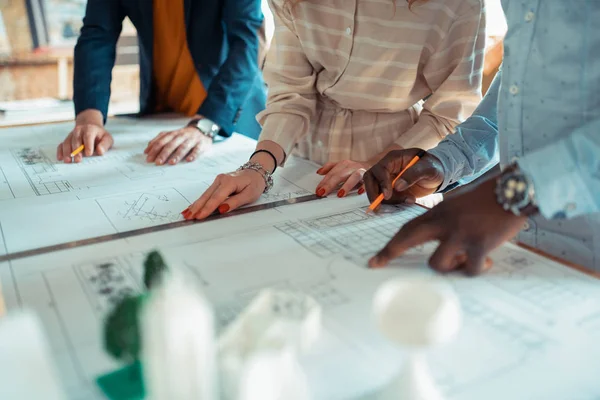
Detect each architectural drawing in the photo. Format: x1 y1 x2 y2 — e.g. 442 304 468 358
12 148 74 196
276 204 426 261
0 167 14 201
75 259 142 315
96 188 189 232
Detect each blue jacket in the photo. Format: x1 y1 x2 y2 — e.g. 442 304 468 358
73 0 266 139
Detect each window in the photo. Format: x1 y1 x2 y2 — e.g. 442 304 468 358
43 0 87 46
42 0 136 47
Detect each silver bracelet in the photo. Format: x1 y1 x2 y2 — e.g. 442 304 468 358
237 162 274 193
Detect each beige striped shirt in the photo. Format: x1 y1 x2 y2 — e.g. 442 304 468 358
258 0 486 165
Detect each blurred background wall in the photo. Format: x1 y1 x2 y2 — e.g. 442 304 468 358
0 0 505 106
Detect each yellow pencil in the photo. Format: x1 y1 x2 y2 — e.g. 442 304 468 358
367 149 426 213
70 144 85 158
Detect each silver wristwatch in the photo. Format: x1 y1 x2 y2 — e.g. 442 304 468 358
188 117 220 140
495 165 537 216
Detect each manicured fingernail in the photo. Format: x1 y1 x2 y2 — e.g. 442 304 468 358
316 188 326 197
181 208 189 216
358 187 365 195
316 168 324 174
170 158 177 164
337 189 345 198
183 210 192 219
156 159 163 165
218 204 230 214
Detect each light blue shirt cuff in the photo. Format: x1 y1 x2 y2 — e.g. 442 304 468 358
427 143 462 192
517 142 597 220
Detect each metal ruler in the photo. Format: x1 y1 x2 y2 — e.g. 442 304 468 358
0 194 320 263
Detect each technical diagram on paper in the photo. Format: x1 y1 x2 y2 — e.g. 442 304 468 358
3 197 600 400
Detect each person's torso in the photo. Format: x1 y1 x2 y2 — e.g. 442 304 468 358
287 0 477 113
498 0 600 270
121 0 228 113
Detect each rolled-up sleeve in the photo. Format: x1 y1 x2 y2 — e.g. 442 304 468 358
256 0 317 163
396 2 486 151
427 70 501 191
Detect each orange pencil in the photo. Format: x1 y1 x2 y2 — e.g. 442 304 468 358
367 149 426 213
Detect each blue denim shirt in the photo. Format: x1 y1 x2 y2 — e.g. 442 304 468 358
428 1 600 270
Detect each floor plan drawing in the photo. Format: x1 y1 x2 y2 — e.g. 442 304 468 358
276 204 427 261
5 198 600 400
96 188 188 232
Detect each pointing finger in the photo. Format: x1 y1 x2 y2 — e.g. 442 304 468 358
369 216 439 268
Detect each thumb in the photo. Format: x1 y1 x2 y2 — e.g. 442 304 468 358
392 159 436 192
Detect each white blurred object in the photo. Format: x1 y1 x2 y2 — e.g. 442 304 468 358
373 279 462 400
141 270 218 400
0 311 66 400
416 193 443 209
484 0 508 38
219 289 322 399
237 350 311 400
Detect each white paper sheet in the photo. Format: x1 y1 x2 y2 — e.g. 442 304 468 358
3 196 600 400
0 117 322 254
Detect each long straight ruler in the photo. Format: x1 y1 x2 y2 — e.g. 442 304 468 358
0 194 320 263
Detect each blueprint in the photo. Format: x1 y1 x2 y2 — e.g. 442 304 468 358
0 117 322 254
2 196 600 400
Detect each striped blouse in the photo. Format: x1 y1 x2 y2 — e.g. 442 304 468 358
258 0 486 165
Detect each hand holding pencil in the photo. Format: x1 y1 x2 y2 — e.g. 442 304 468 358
363 148 446 209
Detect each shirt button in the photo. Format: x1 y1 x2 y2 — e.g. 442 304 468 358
509 85 519 95
345 27 352 36
316 140 323 147
523 221 530 230
524 11 535 22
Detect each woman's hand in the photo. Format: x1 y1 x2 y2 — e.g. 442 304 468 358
144 126 212 165
315 160 369 198
182 169 266 220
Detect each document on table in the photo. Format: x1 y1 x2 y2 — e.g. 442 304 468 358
2 196 600 400
0 117 322 254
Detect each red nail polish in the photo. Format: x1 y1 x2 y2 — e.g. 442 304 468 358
337 189 345 198
316 188 326 197
181 208 190 215
316 168 323 174
218 204 230 214
358 187 365 195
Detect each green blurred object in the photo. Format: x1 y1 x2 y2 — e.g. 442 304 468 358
96 360 146 400
143 250 168 289
104 294 145 362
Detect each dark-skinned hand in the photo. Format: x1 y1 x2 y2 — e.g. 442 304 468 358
368 175 527 275
363 148 445 205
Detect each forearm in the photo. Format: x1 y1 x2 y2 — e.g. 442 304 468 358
250 140 286 173
427 71 502 191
